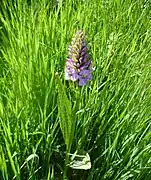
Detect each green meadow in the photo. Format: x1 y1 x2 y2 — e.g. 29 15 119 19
0 0 151 179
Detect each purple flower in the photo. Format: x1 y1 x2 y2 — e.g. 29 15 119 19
65 31 92 86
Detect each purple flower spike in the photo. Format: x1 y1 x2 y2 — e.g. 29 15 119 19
65 31 92 86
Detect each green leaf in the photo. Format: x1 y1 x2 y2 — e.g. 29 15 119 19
57 76 75 152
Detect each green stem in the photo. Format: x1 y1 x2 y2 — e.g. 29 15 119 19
63 151 70 180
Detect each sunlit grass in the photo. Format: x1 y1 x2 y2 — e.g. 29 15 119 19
0 0 151 179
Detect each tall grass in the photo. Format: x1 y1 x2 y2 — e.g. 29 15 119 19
0 0 151 179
